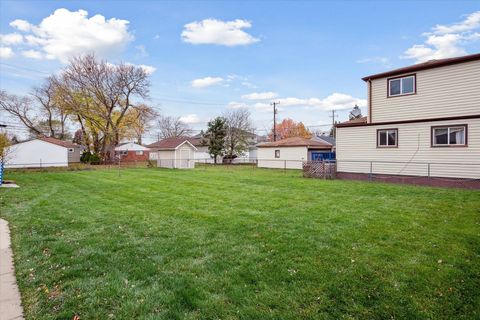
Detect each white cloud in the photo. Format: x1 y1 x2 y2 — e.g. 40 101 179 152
136 64 156 74
21 49 43 59
227 101 249 109
9 19 32 32
179 114 201 124
8 8 133 63
431 11 480 34
181 19 260 46
242 91 277 100
229 93 366 113
0 47 14 58
402 11 480 63
154 34 160 40
0 33 23 45
191 76 224 88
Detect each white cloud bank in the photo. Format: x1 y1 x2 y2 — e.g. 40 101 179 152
181 19 259 46
180 114 201 124
5 8 133 62
402 11 480 63
241 92 277 100
230 93 366 113
191 76 224 88
0 47 14 58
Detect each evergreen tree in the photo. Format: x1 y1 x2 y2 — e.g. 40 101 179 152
204 117 227 164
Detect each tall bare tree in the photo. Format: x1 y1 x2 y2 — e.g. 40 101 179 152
156 115 192 139
54 54 151 158
223 109 254 158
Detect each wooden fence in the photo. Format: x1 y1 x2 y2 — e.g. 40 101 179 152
303 161 336 179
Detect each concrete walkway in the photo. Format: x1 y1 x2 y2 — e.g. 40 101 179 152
0 219 24 320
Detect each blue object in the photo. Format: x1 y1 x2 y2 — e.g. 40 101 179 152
0 160 3 186
311 152 336 161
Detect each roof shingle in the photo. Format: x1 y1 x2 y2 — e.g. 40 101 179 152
257 137 332 148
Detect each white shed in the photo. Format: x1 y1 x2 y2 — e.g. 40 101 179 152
150 137 197 169
5 137 81 168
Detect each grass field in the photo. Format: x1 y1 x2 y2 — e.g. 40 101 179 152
1 166 479 319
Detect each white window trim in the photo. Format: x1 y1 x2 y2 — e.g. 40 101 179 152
432 125 467 147
388 75 415 97
377 129 398 148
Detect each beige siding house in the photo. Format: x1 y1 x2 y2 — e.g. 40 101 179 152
336 53 480 181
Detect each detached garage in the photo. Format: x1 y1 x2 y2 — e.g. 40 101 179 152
150 137 197 169
5 136 82 168
257 137 333 169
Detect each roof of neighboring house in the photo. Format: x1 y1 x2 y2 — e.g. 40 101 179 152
146 137 198 150
362 52 480 81
257 137 332 149
38 136 78 148
114 142 150 151
313 135 336 146
335 116 368 128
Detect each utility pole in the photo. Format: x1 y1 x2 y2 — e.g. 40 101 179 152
329 109 338 138
271 101 280 141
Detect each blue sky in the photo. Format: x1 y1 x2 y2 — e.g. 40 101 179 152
1 1 479 140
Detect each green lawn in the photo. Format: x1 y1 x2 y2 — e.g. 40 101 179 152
1 166 479 319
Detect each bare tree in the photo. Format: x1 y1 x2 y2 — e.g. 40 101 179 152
156 115 192 139
54 54 151 158
0 90 42 135
223 109 254 158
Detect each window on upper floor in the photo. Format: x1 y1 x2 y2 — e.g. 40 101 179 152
388 75 416 97
431 125 467 147
377 129 398 148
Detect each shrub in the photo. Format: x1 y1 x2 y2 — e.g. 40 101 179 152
89 153 101 164
80 151 91 163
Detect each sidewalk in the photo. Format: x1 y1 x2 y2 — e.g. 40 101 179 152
0 219 24 320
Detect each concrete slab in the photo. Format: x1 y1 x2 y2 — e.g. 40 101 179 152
0 184 19 188
0 219 24 320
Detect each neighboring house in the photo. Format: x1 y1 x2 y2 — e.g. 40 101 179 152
5 136 81 168
148 137 197 169
336 53 480 181
114 142 150 162
257 137 333 169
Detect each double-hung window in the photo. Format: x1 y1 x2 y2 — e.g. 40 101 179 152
388 75 415 97
432 125 467 147
377 129 398 148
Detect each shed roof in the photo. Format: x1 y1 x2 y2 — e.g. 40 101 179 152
146 137 197 150
257 137 332 149
361 52 480 81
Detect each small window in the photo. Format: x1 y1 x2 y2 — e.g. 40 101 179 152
388 75 415 97
432 125 466 147
68 148 74 152
275 150 280 158
377 129 398 148
121 151 128 155
135 150 144 155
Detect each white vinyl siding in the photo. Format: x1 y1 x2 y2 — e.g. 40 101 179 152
336 118 480 179
370 59 480 122
5 140 68 168
257 147 308 169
